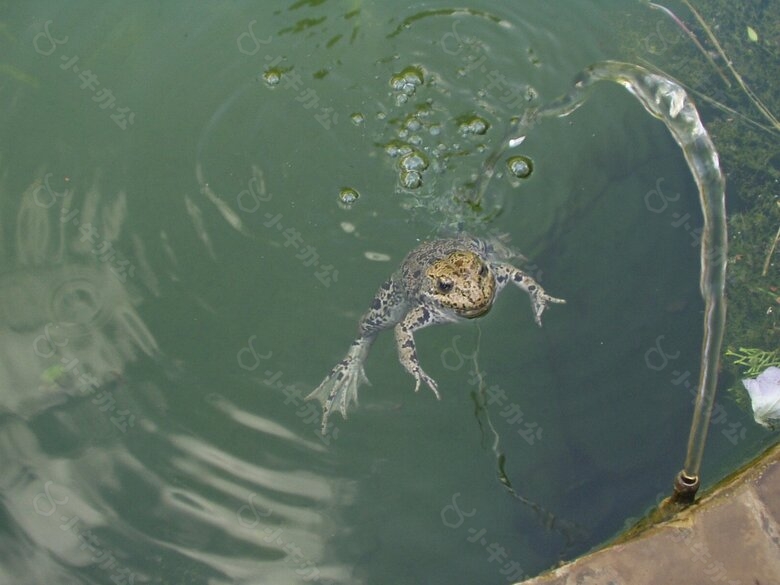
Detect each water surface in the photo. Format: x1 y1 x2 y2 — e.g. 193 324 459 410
0 1 772 583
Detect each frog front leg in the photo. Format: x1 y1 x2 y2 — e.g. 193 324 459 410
492 263 566 326
394 305 453 399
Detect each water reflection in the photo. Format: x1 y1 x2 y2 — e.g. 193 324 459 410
0 171 342 584
0 172 156 416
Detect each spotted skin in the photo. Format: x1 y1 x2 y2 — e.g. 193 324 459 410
306 234 565 432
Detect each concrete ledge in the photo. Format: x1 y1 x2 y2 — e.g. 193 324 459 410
518 442 780 585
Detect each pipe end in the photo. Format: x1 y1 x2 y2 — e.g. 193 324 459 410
671 471 700 505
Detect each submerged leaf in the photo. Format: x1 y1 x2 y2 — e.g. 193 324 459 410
746 26 758 42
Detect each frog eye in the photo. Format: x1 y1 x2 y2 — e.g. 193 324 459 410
436 278 454 293
479 264 488 277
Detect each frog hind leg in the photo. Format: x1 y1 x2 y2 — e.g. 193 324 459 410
305 336 373 433
307 276 406 433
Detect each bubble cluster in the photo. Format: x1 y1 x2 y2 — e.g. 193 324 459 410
506 155 533 179
384 141 431 191
385 141 414 158
378 67 499 199
390 66 424 104
458 115 490 136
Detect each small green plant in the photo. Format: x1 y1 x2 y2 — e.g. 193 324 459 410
725 347 780 378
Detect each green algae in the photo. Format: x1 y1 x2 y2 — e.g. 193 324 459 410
725 347 780 378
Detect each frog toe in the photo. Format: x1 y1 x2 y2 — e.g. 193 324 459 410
530 291 566 326
411 369 441 399
307 361 369 433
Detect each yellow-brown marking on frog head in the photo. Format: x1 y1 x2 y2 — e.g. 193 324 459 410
426 250 496 318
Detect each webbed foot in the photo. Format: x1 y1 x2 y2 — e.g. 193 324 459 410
507 270 566 326
529 288 566 326
306 339 371 433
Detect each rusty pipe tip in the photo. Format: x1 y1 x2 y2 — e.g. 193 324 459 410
672 471 700 504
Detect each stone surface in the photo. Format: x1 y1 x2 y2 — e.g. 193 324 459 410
518 443 780 585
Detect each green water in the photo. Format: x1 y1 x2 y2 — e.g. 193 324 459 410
0 1 773 583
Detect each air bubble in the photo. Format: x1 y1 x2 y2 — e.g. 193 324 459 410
507 155 533 178
416 104 432 118
262 69 282 86
399 151 428 172
338 187 360 206
400 170 422 189
404 116 422 132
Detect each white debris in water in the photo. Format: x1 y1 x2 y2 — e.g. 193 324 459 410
340 222 355 234
742 366 780 429
508 135 526 148
364 251 391 262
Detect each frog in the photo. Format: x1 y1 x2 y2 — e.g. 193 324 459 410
305 234 565 432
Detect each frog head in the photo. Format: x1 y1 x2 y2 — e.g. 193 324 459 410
424 250 496 318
